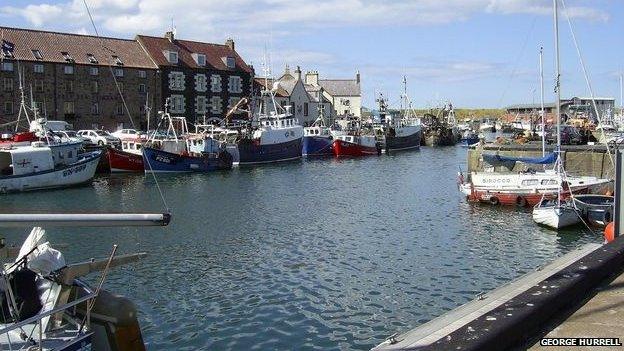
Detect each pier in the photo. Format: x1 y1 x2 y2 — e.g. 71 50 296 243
373 236 624 351
467 143 615 179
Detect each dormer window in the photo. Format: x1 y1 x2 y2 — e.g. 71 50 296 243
163 50 178 64
61 52 74 62
192 53 206 66
112 55 123 66
87 53 98 64
222 56 235 69
31 50 43 60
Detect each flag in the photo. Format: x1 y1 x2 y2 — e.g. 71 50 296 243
1 40 15 55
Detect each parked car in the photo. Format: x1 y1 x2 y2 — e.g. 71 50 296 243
76 130 121 147
111 128 145 140
545 125 583 145
52 130 88 144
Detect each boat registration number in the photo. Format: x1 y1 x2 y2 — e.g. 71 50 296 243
63 164 87 177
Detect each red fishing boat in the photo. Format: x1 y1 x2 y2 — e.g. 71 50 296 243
106 139 144 172
332 135 380 157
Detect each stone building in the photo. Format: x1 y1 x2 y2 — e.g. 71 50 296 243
136 32 253 125
0 26 160 131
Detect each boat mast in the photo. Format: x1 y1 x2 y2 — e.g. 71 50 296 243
553 0 562 206
620 73 623 115
539 46 545 157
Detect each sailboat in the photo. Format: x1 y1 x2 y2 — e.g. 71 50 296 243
532 0 580 230
0 212 170 350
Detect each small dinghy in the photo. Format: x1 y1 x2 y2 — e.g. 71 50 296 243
532 197 580 230
572 194 613 227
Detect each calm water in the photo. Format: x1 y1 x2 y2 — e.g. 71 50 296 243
0 146 599 350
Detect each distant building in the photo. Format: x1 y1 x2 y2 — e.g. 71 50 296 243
136 32 253 125
505 97 615 122
304 70 361 118
0 26 160 130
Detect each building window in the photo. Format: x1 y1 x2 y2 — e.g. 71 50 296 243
163 50 178 64
228 97 240 111
66 81 73 93
35 80 44 92
87 53 98 64
1 62 13 71
91 103 99 115
31 49 43 60
222 56 235 69
195 96 207 114
138 83 146 93
304 102 308 117
210 75 222 93
91 81 98 93
116 104 124 115
112 55 123 66
195 74 207 92
89 67 99 76
3 101 13 114
64 65 74 74
138 70 146 78
228 76 242 93
61 52 74 62
193 53 206 66
168 71 185 91
210 96 222 114
114 68 124 77
63 101 74 114
3 78 13 92
33 64 44 73
170 95 186 113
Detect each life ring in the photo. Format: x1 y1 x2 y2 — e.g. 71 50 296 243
489 196 500 205
515 196 527 207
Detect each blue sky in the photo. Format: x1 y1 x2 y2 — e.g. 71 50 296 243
1 0 622 109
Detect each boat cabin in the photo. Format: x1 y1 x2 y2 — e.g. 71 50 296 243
186 136 221 155
121 139 143 156
0 145 54 176
304 126 331 138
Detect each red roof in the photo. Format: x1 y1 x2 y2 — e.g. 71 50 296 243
136 35 252 73
0 26 157 69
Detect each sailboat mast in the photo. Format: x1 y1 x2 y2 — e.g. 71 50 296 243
553 0 562 206
620 73 623 114
539 47 545 157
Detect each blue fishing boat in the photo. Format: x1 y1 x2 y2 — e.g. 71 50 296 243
459 130 480 147
302 110 335 156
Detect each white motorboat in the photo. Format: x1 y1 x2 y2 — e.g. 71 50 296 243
0 142 101 193
533 198 580 229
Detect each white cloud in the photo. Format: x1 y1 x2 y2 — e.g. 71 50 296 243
487 0 609 22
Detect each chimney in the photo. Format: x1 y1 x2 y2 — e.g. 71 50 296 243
284 64 290 76
305 70 319 86
165 31 175 42
295 66 302 80
225 38 235 51
356 70 360 84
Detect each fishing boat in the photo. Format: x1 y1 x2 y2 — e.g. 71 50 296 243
422 111 456 147
0 142 101 193
142 106 232 173
302 107 334 156
106 139 145 172
572 194 613 227
333 134 380 156
479 119 496 132
236 79 303 165
459 130 480 147
375 79 422 153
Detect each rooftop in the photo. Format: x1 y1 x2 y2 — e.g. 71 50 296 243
319 79 360 96
0 26 157 69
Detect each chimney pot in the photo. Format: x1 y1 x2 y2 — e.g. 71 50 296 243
165 31 175 42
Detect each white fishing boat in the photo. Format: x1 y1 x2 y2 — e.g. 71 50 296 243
532 0 581 230
0 142 101 193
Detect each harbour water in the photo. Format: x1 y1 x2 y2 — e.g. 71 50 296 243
0 146 600 350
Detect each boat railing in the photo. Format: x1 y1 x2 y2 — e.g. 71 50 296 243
0 280 96 347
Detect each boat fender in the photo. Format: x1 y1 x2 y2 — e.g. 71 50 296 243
515 196 527 207
604 222 615 243
489 196 500 205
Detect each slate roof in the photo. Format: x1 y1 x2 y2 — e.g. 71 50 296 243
0 26 157 69
319 79 360 96
136 35 252 73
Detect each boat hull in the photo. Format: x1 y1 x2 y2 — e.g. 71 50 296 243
237 137 302 165
302 136 333 156
332 139 379 157
424 128 456 146
459 137 480 147
142 147 232 173
0 151 101 193
533 205 580 229
385 130 421 152
107 147 144 172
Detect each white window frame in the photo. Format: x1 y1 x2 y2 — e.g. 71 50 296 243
89 67 99 76
210 96 222 114
195 74 208 92
33 64 44 73
170 94 186 114
195 96 208 114
210 75 222 93
64 65 74 75
1 62 13 72
228 76 242 93
168 71 185 91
